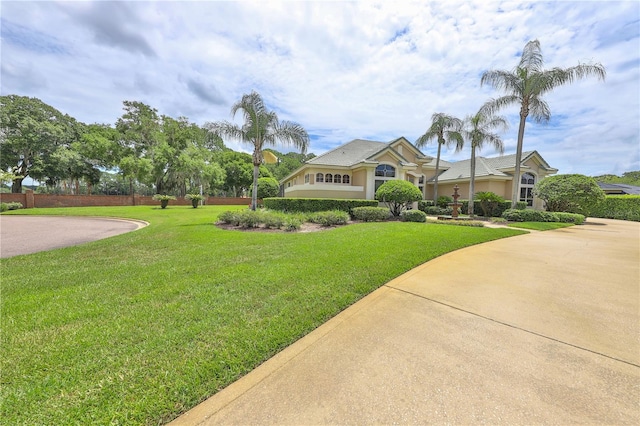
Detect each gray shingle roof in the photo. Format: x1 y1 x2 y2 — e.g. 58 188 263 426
597 183 640 195
305 139 400 167
435 151 537 181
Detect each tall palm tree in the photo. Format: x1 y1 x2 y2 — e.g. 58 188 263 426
207 91 309 210
481 39 606 207
463 105 508 218
415 113 464 202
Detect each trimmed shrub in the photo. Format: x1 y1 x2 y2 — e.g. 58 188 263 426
554 212 586 224
502 209 560 222
417 200 434 211
263 198 377 214
533 174 605 215
422 206 453 216
436 196 453 208
351 206 390 222
401 209 427 222
308 210 350 226
589 195 640 222
375 180 423 217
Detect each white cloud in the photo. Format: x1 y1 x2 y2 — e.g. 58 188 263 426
1 0 638 176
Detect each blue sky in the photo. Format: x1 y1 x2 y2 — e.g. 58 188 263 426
2 0 638 176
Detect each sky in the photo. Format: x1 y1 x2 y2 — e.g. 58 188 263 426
2 0 639 177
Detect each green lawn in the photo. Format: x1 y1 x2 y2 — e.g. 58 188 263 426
507 221 575 231
1 206 525 424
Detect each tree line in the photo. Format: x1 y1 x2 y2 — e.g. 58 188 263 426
0 96 314 196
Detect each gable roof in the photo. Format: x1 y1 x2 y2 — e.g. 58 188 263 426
434 151 557 182
304 138 422 167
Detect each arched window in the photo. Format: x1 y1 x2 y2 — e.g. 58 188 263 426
520 173 536 206
334 174 341 184
343 175 350 184
521 173 535 185
375 164 396 177
316 173 324 183
325 173 333 183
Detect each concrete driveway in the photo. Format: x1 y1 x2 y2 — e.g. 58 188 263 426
172 218 640 425
0 215 146 258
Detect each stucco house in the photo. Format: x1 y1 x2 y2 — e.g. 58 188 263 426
281 137 558 210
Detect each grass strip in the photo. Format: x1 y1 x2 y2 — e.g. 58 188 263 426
507 221 575 231
1 206 525 424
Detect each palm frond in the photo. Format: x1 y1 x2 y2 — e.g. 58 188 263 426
274 120 310 154
528 97 551 123
518 39 544 72
481 70 523 94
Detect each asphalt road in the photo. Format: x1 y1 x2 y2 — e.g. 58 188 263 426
0 215 146 258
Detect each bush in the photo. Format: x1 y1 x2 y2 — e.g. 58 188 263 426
554 212 586 224
461 200 512 217
475 192 506 217
262 211 286 229
515 201 528 210
217 210 240 225
255 177 280 199
589 195 640 222
236 210 262 228
417 200 434 211
0 202 23 212
533 174 605 215
375 180 423 217
436 196 453 208
422 206 453 216
401 209 427 222
264 198 377 214
308 210 350 226
351 206 390 222
500 209 580 223
283 216 302 232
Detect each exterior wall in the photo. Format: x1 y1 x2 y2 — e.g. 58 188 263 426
0 192 252 208
436 180 511 201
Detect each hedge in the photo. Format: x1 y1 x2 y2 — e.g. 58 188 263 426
351 206 390 222
589 195 640 222
501 209 585 224
264 198 377 213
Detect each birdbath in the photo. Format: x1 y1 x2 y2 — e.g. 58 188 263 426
449 185 462 218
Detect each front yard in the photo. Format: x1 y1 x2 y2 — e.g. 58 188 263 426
1 206 525 424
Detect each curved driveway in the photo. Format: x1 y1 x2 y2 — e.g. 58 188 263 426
173 218 640 425
0 215 146 258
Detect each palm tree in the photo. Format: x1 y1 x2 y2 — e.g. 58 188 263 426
463 105 508 217
415 113 464 202
481 39 605 208
207 91 309 210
